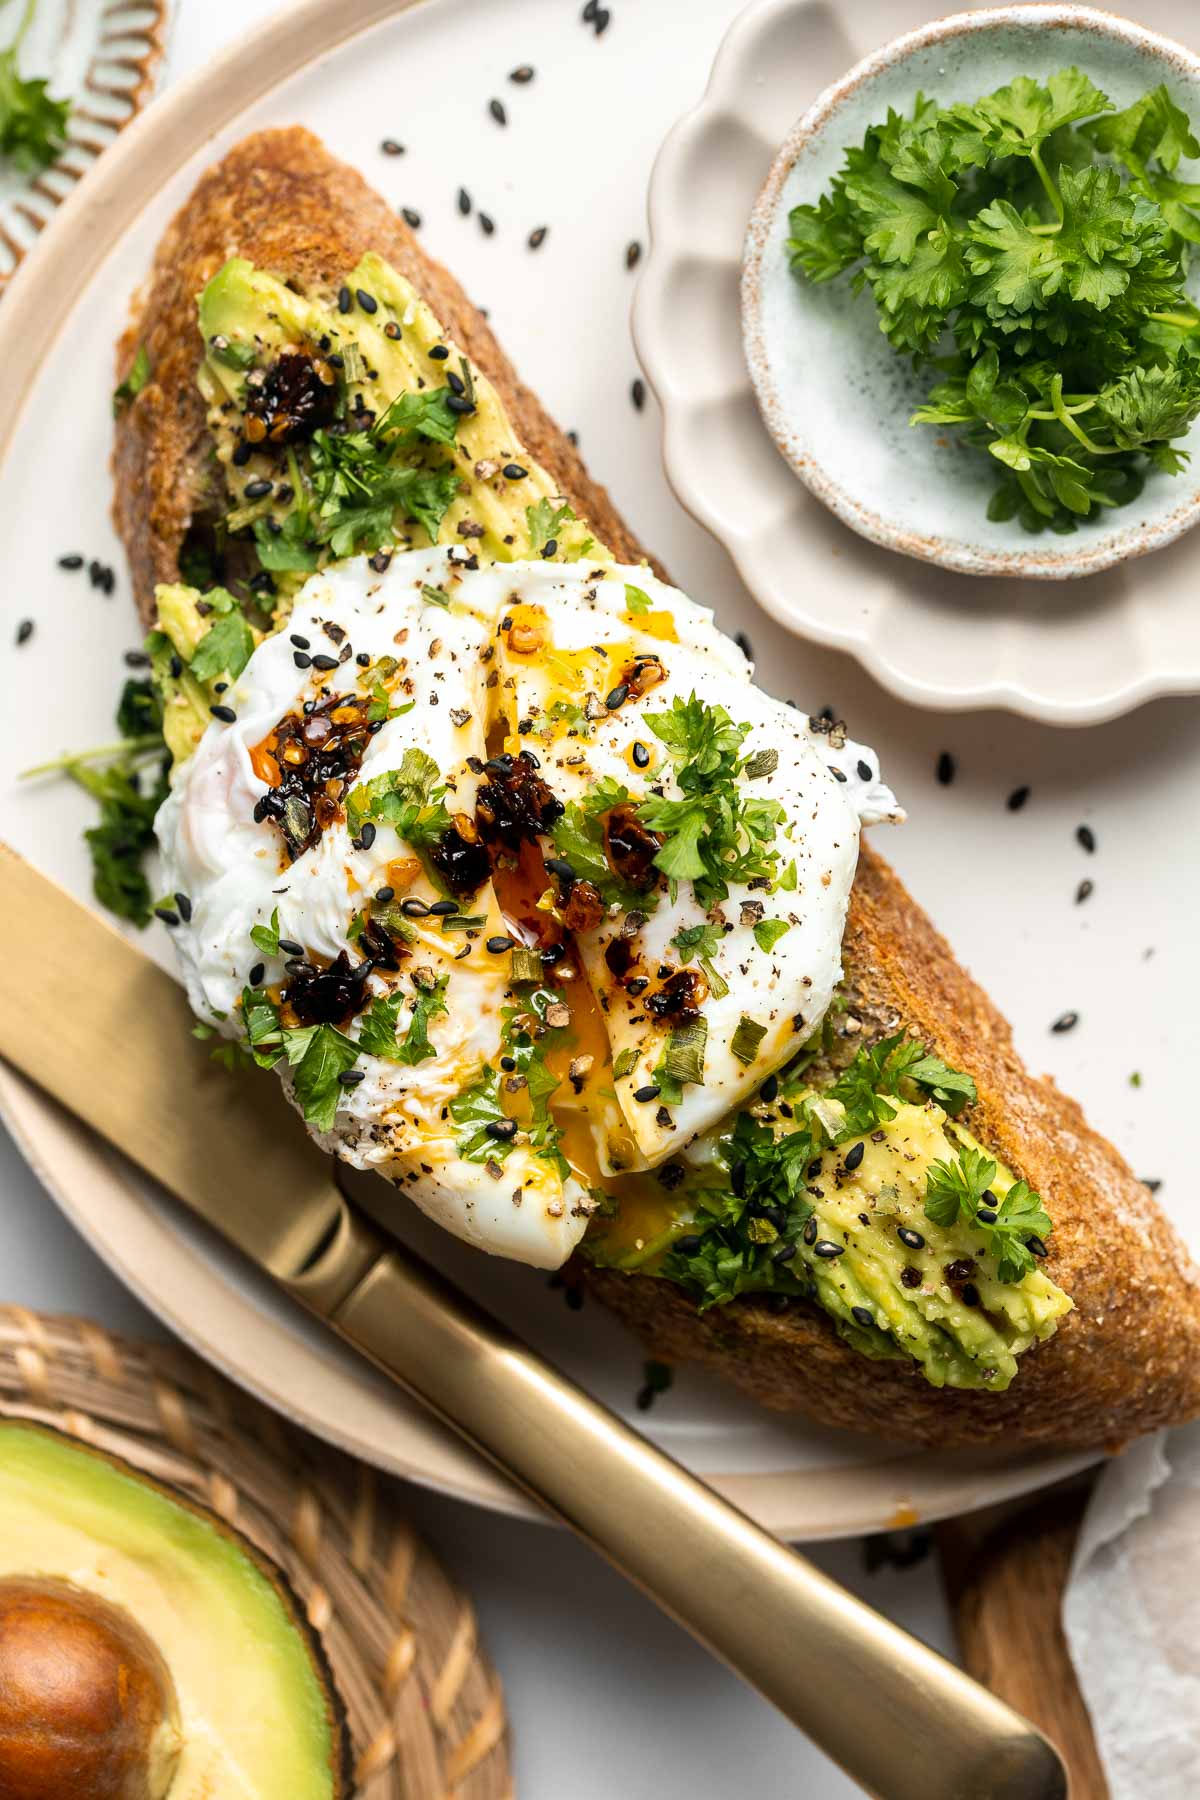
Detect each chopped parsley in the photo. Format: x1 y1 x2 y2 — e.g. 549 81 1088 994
189 593 255 683
21 677 168 927
635 694 784 908
753 918 790 954
357 974 449 1066
250 907 281 957
550 776 653 910
624 583 654 615
346 748 451 851
787 70 1200 532
670 921 729 999
450 988 569 1176
924 1147 1052 1283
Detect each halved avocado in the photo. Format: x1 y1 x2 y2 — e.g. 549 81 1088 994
0 1420 346 1799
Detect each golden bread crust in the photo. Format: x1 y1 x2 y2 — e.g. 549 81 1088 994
112 127 1200 1451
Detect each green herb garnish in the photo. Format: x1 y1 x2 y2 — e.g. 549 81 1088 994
0 0 71 175
787 69 1200 531
924 1146 1053 1283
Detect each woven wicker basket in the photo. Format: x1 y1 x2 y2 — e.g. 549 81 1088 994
0 1306 512 1798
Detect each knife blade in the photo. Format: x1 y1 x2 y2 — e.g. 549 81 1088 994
0 842 1067 1800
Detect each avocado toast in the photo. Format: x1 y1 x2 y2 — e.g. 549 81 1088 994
111 127 1200 1452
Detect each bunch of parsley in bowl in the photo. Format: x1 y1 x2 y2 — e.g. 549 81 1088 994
787 66 1200 537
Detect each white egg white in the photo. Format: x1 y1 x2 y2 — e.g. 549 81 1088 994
158 548 900 1266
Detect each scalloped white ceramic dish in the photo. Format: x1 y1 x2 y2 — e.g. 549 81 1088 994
633 0 1200 722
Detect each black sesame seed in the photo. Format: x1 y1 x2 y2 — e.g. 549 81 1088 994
976 1206 998 1224
278 942 305 960
734 630 753 662
357 822 377 851
857 759 872 782
209 704 237 723
169 655 182 678
174 893 193 923
489 98 507 125
772 1244 798 1266
57 553 83 570
231 441 252 467
479 212 496 236
447 370 466 396
605 683 629 710
458 187 472 215
374 886 395 905
290 633 310 648
487 935 514 954
542 539 558 559
1075 878 1094 904
813 1240 845 1259
1027 1235 1048 1259
528 225 548 250
401 898 430 918
1007 785 1030 812
759 1074 779 1105
802 1216 818 1245
625 239 641 270
829 766 847 782
631 377 646 411
843 1140 865 1171
1051 1011 1079 1033
402 207 422 229
429 899 458 916
1076 824 1096 853
486 1117 518 1140
337 285 352 314
155 906 180 927
338 1070 366 1087
243 478 272 499
503 463 528 479
936 751 956 785
1142 1177 1163 1193
293 651 312 669
356 289 378 314
381 138 404 155
356 651 372 666
961 1283 981 1308
15 619 33 646
631 741 650 769
446 394 476 415
310 654 339 671
510 63 534 83
429 344 450 361
499 1057 518 1075
897 1227 925 1250
249 962 265 986
583 0 598 16
633 1083 661 1103
545 857 575 881
851 1305 875 1329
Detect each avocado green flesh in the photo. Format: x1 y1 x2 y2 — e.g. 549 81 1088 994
153 251 608 760
0 1423 338 1799
589 1100 1072 1391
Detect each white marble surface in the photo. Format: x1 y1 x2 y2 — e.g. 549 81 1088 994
0 0 1011 1791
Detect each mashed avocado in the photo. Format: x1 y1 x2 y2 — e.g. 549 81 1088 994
586 1034 1072 1391
150 251 607 755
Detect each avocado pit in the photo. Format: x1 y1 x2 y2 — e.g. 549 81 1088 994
0 1577 181 1800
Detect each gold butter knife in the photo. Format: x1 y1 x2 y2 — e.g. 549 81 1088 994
0 844 1066 1800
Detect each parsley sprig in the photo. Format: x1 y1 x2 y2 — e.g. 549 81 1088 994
925 1145 1052 1283
450 988 570 1177
0 0 70 174
635 694 785 908
788 70 1200 531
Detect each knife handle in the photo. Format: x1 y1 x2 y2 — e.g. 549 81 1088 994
286 1205 1065 1800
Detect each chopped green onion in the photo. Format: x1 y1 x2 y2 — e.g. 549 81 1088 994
613 1046 639 1079
660 1018 708 1088
731 1014 767 1066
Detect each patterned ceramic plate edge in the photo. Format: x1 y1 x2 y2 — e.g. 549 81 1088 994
0 0 172 287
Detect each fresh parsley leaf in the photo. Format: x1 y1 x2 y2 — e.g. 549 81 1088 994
71 757 168 927
249 907 281 957
395 975 449 1065
670 921 729 999
753 918 790 953
287 1022 361 1132
636 694 784 908
112 344 151 415
189 605 255 683
525 497 575 553
550 777 652 910
346 749 449 850
450 1065 510 1160
253 512 319 573
924 1143 997 1227
624 583 654 615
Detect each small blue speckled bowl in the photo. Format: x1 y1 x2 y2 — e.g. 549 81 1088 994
742 5 1200 579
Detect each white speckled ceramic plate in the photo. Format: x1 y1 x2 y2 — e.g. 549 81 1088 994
634 0 1200 721
10 0 1198 1539
0 0 171 288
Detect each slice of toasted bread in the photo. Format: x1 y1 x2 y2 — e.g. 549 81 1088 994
113 127 1200 1451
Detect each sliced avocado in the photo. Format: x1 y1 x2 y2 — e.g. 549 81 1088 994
0 1421 344 1799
